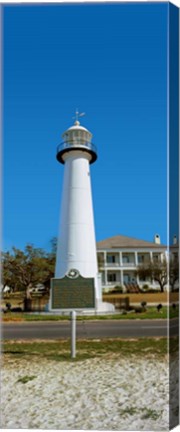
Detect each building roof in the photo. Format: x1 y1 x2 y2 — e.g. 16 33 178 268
97 235 166 249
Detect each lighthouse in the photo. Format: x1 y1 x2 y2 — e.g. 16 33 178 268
50 111 114 313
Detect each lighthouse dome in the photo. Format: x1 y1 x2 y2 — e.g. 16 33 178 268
62 120 92 144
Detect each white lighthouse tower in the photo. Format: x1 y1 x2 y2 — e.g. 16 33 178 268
51 112 114 313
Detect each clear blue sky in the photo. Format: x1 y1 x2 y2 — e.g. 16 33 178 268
3 3 168 252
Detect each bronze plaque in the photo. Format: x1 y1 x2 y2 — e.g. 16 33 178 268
51 276 95 309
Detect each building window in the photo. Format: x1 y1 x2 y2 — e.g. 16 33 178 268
123 274 131 283
107 273 116 282
139 275 146 282
153 254 160 263
138 255 144 263
122 255 130 263
173 253 178 262
107 255 116 263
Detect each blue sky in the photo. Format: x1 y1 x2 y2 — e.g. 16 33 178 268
3 3 168 251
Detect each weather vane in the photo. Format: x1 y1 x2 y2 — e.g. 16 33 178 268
73 109 85 122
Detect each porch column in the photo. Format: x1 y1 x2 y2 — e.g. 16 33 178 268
119 251 123 266
135 251 138 266
149 251 155 286
120 270 124 286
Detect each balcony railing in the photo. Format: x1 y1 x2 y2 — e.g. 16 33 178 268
56 140 97 164
102 262 136 268
57 140 97 155
105 281 121 286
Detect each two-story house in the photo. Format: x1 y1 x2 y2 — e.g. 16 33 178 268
97 234 167 292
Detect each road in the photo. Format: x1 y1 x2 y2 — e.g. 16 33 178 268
2 319 179 340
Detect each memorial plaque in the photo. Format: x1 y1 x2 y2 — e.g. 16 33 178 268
51 276 95 309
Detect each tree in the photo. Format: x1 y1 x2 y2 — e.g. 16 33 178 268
136 258 167 292
42 237 57 291
169 256 179 291
49 237 57 257
2 244 55 299
1 251 18 292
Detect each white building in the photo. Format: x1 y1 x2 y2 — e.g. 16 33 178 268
97 234 168 292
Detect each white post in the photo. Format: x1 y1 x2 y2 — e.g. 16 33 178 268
135 251 138 266
71 310 76 359
119 251 122 267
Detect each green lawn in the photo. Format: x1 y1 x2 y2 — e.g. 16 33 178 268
2 305 178 321
3 337 173 362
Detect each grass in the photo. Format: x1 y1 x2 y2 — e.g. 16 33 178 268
1 291 178 322
2 291 169 308
2 337 171 362
120 407 138 417
2 305 179 321
169 305 179 319
119 406 161 420
141 408 160 421
16 375 36 384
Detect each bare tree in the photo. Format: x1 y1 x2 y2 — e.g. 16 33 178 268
169 255 179 291
136 258 167 292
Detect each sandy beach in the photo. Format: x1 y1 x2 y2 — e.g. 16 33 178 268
1 353 170 431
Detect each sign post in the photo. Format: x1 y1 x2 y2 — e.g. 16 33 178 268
71 310 76 359
49 274 96 358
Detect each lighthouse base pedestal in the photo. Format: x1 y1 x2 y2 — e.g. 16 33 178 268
95 299 115 313
95 273 115 313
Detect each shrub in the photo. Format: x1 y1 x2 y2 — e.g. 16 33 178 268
111 285 123 294
141 301 147 311
134 307 143 313
146 288 161 293
142 284 150 290
141 285 161 293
